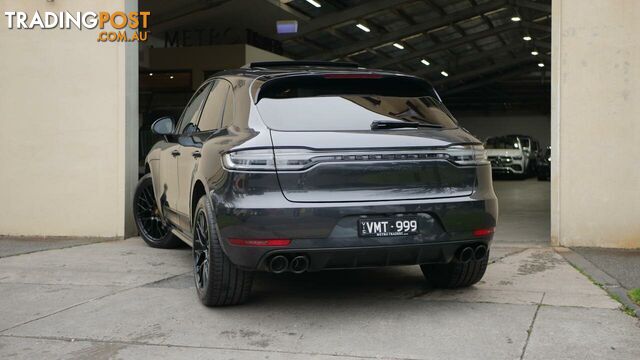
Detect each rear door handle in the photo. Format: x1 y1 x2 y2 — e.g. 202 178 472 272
192 151 202 159
171 150 181 157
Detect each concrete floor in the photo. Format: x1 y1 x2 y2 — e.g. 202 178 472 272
572 247 640 290
1 180 639 360
492 179 551 245
0 237 111 258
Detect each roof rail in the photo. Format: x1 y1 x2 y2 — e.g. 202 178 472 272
248 61 359 69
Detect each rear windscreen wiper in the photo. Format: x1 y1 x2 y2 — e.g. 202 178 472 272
370 120 443 130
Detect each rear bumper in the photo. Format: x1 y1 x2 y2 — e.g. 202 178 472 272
255 239 491 271
213 194 497 271
210 163 497 271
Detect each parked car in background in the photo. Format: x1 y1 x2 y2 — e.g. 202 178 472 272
537 146 551 181
514 135 541 175
133 61 498 306
485 135 540 178
485 135 528 177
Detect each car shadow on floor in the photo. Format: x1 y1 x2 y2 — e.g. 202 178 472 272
255 266 441 305
150 265 438 305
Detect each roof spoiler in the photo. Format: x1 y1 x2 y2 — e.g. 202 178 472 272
248 61 360 69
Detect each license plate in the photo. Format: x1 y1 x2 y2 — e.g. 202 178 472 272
358 217 419 237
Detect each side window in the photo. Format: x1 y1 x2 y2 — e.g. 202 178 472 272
177 82 212 135
198 80 230 132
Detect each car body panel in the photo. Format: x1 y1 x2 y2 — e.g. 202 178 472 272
158 143 181 226
175 135 204 230
211 169 497 270
270 129 480 202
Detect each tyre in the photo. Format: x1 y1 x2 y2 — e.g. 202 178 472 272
133 174 181 249
192 196 254 306
420 250 489 288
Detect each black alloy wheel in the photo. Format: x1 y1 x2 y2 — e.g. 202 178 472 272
192 196 254 306
133 174 181 248
193 209 210 290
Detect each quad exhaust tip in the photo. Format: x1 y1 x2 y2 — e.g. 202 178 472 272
459 247 474 263
289 256 309 274
269 255 289 274
457 245 488 263
474 245 488 260
269 255 310 273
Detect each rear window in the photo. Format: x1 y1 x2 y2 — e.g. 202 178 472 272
255 75 458 131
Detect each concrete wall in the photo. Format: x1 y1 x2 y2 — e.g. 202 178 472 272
244 45 290 63
147 44 289 89
457 114 551 148
552 0 640 248
0 0 138 238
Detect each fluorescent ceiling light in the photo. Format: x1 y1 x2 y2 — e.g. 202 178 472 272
441 71 449 77
277 20 299 34
356 23 371 32
305 0 321 8
393 42 405 50
538 63 545 68
531 50 539 56
421 59 430 66
523 36 532 41
511 16 521 22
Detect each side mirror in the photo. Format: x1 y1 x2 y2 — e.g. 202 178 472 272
151 117 175 136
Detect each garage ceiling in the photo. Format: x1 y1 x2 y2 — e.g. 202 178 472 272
141 0 551 113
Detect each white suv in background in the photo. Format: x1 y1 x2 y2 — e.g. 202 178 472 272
485 135 539 177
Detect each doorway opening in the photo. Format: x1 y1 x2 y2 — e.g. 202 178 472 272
136 0 552 246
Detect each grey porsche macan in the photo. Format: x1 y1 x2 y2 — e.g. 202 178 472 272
134 61 498 306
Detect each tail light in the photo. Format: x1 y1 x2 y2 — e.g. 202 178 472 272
228 238 291 247
222 145 489 171
222 149 278 171
472 228 495 237
222 148 320 171
446 145 489 166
